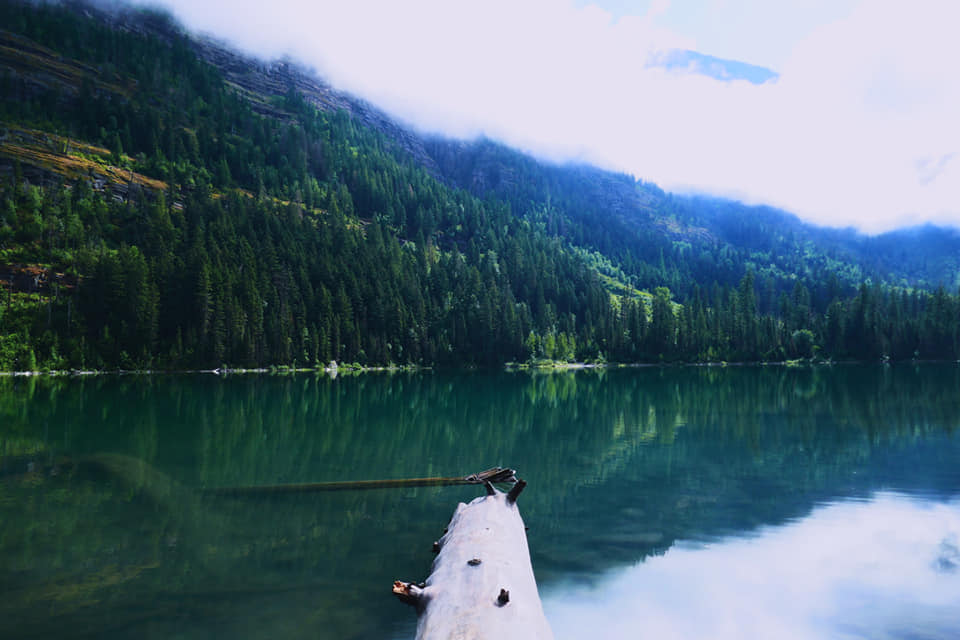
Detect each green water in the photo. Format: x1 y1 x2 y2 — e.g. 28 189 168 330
2 365 959 639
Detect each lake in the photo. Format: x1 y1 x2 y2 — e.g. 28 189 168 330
2 364 959 639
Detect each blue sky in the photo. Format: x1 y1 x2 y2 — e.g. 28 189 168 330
138 0 960 233
577 0 858 70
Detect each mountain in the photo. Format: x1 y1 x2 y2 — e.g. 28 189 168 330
424 136 960 297
0 0 957 371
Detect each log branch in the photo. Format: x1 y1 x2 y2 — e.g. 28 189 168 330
506 478 527 504
392 580 424 607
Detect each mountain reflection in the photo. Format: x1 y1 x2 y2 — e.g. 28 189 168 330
1 364 959 639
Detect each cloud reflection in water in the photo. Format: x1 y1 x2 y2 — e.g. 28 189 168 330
542 492 960 639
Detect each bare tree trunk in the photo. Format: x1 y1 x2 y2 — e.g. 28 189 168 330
394 480 554 640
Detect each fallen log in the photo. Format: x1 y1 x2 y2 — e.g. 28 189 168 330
394 479 554 639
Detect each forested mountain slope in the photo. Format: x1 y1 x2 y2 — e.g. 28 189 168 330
426 137 960 303
0 0 957 371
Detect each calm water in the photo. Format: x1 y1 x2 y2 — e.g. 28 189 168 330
1 365 959 639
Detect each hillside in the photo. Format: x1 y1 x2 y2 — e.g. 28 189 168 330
0 0 957 371
425 137 960 300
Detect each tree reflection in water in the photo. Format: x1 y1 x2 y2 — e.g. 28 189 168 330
1 364 959 639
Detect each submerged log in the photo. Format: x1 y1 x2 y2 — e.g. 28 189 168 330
394 479 554 639
203 466 517 496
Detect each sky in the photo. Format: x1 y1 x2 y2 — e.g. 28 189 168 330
132 0 960 233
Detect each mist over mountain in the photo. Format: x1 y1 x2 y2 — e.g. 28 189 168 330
120 0 960 233
0 0 957 371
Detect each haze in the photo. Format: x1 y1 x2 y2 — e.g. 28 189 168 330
132 0 960 233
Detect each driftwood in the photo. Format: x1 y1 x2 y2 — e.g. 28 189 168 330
394 479 554 639
203 466 517 496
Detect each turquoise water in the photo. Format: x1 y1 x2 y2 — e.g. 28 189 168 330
2 365 959 639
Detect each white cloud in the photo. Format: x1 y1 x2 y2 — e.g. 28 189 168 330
136 0 960 233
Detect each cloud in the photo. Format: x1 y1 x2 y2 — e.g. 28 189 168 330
135 0 960 233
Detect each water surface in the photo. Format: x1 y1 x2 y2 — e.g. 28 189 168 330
2 364 959 639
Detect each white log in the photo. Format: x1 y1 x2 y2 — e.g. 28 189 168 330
394 481 554 640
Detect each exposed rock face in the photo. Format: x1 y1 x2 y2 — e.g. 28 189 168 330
188 37 441 176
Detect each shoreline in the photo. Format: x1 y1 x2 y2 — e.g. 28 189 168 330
0 362 428 377
2 358 957 378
